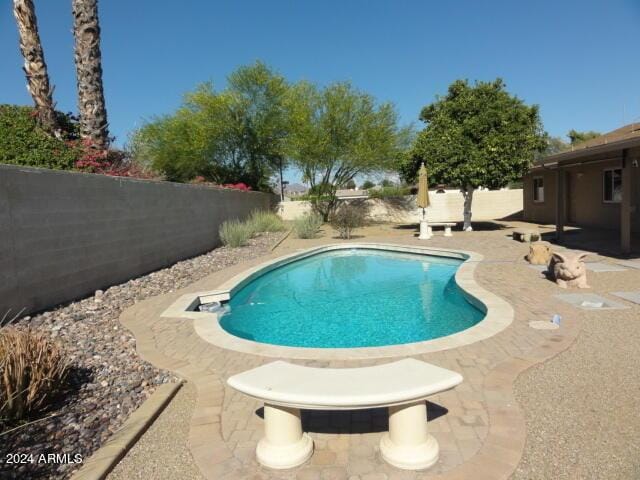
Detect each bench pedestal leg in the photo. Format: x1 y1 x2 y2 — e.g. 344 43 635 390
380 401 439 470
419 220 432 239
444 226 452 237
256 403 313 469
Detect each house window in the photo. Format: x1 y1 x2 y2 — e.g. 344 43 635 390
533 177 544 202
603 168 622 203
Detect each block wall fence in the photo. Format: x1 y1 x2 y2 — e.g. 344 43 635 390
0 164 276 316
279 189 524 223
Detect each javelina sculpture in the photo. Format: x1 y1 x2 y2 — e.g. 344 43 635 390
526 243 552 265
547 252 590 289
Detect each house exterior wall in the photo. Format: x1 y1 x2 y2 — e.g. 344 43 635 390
564 160 621 229
630 146 640 233
523 147 640 232
523 169 556 224
0 164 276 316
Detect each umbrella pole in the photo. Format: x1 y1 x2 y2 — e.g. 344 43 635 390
419 207 431 240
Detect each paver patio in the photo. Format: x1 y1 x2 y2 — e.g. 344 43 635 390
115 221 638 479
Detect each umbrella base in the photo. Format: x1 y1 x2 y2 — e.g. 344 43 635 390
419 220 432 240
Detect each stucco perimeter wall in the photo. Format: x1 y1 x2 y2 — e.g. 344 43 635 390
0 164 276 316
280 189 523 223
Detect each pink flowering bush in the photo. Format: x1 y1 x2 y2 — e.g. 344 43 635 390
74 138 155 179
221 182 252 191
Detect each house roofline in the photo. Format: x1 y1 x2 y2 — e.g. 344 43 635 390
536 136 640 168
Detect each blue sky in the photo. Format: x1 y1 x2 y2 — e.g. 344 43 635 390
1 0 639 183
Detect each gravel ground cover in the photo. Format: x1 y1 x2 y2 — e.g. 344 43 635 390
107 382 204 480
513 275 640 479
0 233 280 480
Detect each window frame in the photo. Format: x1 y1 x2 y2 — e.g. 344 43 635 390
532 176 545 203
602 168 622 204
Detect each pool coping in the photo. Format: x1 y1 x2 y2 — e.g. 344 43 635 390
160 243 514 360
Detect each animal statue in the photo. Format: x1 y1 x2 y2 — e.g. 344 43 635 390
526 242 552 265
547 252 590 289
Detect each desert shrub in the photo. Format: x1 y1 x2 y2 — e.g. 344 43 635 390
247 210 286 234
219 219 253 247
368 185 412 199
0 327 69 422
330 202 367 239
293 212 323 239
0 104 81 170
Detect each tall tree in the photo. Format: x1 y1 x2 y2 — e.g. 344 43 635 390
286 81 411 219
130 62 290 190
535 136 570 161
227 62 291 190
72 0 109 149
12 0 58 134
404 79 546 230
567 129 601 145
546 136 570 155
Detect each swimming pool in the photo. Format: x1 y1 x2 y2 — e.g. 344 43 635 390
219 248 484 348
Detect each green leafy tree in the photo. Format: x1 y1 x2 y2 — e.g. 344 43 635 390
567 129 601 145
380 179 395 188
130 62 290 190
545 135 570 155
0 104 80 169
287 81 412 219
534 135 570 163
403 79 546 230
342 179 356 189
361 180 375 189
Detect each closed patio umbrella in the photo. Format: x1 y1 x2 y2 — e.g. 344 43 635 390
417 163 431 239
416 162 430 214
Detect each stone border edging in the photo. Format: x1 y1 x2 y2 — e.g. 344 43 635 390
270 228 292 251
70 381 184 480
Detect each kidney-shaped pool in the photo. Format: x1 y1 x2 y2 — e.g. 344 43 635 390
218 248 485 348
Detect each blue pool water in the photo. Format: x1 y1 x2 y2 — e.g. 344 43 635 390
219 249 484 348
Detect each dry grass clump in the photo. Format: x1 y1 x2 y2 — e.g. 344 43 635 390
220 210 286 247
219 219 254 247
0 327 69 422
293 212 323 239
247 210 286 234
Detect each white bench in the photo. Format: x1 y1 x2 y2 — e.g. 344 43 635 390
423 222 455 238
419 222 455 239
227 359 463 470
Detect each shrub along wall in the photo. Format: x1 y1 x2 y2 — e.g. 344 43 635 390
0 105 80 170
0 164 276 316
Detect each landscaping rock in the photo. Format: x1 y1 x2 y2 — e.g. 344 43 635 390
0 233 280 480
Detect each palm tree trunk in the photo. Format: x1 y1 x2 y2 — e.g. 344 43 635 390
12 0 58 134
72 0 109 149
